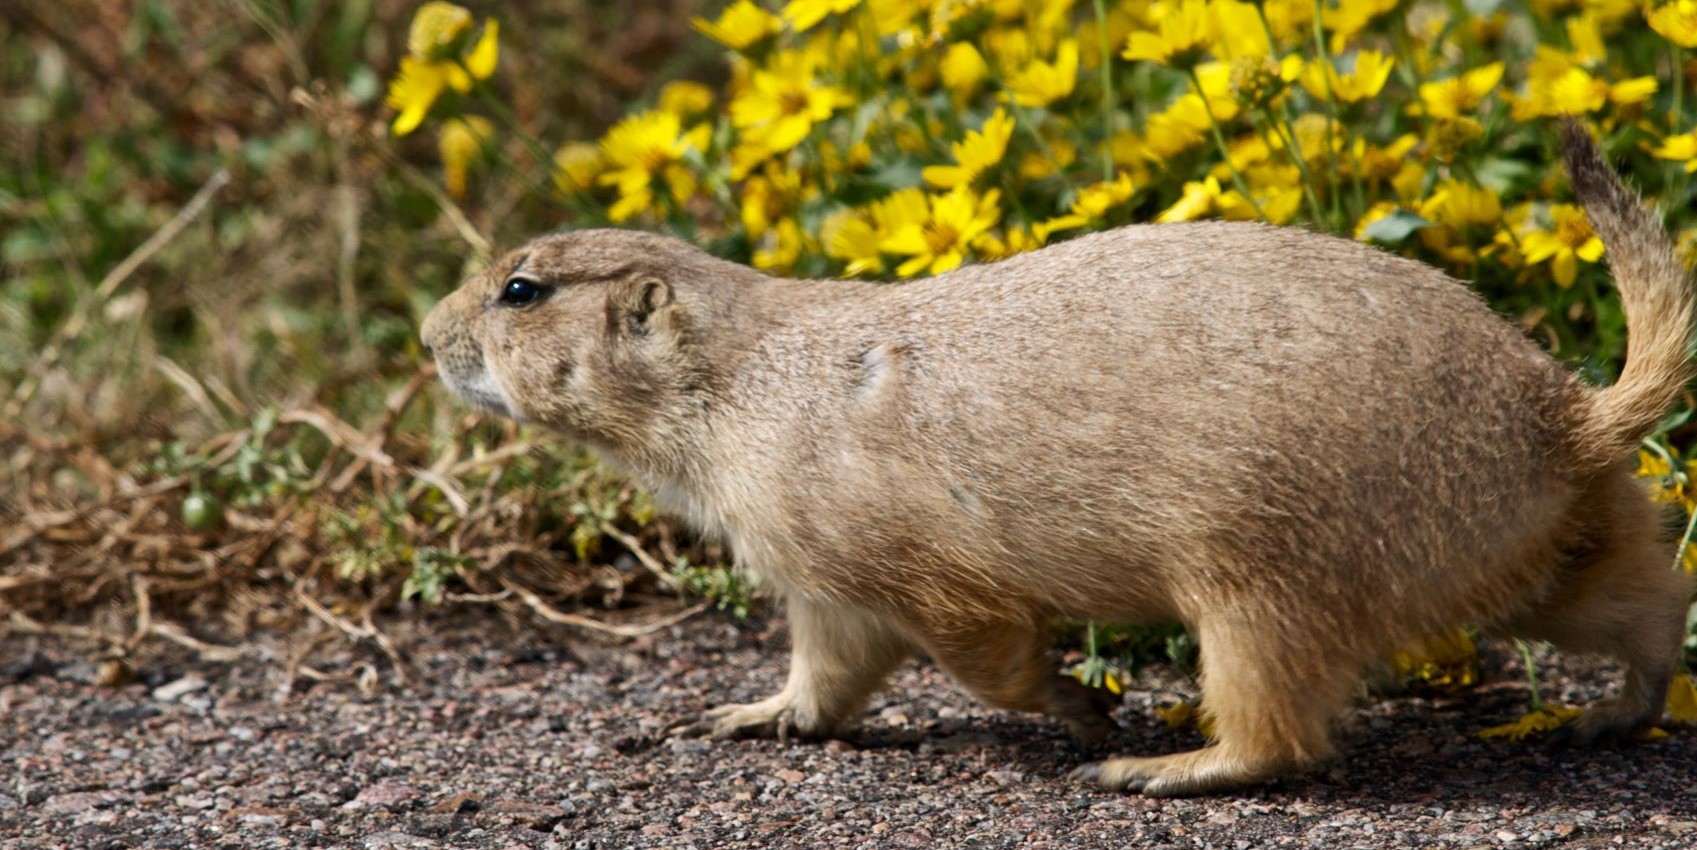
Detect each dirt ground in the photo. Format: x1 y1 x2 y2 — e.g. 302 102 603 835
3 609 1695 850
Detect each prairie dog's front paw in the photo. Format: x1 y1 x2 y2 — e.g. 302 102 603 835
671 694 835 743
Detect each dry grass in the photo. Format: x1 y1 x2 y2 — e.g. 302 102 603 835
0 0 730 677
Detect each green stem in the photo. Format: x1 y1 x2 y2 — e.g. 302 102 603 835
1261 106 1325 224
1186 66 1266 220
1309 0 1343 229
460 65 558 176
1673 45 1690 209
457 113 585 215
1092 0 1116 182
1251 6 1323 224
1516 639 1544 711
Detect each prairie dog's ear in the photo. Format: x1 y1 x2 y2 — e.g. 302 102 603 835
606 276 676 336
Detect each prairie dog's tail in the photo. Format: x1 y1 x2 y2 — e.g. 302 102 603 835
1561 118 1696 472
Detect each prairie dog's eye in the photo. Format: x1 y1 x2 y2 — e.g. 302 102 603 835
499 277 547 307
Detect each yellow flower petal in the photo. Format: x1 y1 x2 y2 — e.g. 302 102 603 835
1668 675 1697 724
1476 707 1583 741
386 58 448 136
464 21 499 80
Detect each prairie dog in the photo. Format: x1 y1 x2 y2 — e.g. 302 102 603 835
420 121 1695 795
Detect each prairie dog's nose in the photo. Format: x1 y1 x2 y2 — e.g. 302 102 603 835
420 299 447 353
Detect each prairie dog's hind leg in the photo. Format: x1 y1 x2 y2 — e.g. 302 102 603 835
919 621 1118 748
686 596 914 741
1077 613 1355 796
1503 472 1694 744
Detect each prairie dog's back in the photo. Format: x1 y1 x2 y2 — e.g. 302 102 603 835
722 222 1577 624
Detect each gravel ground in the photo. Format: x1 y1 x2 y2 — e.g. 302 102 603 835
3 610 1695 850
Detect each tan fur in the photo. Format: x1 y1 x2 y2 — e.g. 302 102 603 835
420 120 1696 796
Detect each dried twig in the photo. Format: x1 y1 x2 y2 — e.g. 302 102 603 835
148 622 242 663
501 579 705 638
600 524 680 589
8 169 231 418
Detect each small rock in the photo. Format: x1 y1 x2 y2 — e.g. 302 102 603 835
774 769 805 784
96 658 134 688
432 792 483 814
1494 830 1518 842
347 781 420 809
41 791 115 815
152 675 208 702
361 832 438 849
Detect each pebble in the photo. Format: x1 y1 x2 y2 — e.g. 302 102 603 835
346 781 419 809
152 675 209 701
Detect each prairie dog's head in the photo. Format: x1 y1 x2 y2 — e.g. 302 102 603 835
421 229 763 455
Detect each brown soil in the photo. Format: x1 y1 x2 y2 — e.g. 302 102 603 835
3 610 1695 849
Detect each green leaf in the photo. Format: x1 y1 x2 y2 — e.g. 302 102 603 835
1362 210 1434 244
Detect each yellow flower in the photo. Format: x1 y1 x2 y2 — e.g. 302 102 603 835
1159 179 1220 222
1678 229 1697 271
385 3 499 136
784 0 863 31
1425 116 1485 163
1420 180 1501 231
1302 50 1394 104
1116 60 1243 166
597 110 709 222
1653 133 1697 174
658 81 715 117
1122 0 1214 69
1566 13 1607 65
741 170 792 239
1649 0 1697 48
1119 97 1211 163
1669 676 1697 722
1417 62 1503 120
1003 39 1078 108
754 218 808 272
827 189 931 276
438 116 492 199
1634 446 1690 505
1069 172 1138 219
730 51 853 163
552 141 603 196
1229 54 1305 107
1259 0 1315 45
1520 204 1605 288
1476 707 1584 741
826 216 887 277
1019 135 1077 180
1351 134 1419 184
408 2 474 59
1387 629 1479 694
940 42 990 98
692 0 783 50
923 108 1015 188
1319 0 1398 53
972 217 1083 260
1512 48 1658 118
1156 700 1215 737
881 186 1003 277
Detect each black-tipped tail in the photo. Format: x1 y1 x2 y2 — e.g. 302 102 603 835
1559 118 1696 470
